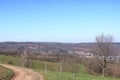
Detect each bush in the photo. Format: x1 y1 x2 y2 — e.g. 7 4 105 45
81 58 120 78
81 58 102 74
106 66 120 78
7 60 13 65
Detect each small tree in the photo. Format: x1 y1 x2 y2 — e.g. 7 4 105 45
26 51 36 68
93 34 114 77
20 50 28 67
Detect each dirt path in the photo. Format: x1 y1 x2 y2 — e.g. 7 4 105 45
1 64 45 80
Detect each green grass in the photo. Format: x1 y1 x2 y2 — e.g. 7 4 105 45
35 63 119 80
0 54 119 80
0 54 19 66
32 61 119 80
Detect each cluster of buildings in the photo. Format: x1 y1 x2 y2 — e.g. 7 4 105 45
27 44 120 63
68 50 120 63
68 50 94 58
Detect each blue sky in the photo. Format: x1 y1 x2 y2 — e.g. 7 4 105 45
0 0 120 42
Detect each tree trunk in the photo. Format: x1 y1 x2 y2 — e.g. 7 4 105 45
102 67 105 77
102 58 106 77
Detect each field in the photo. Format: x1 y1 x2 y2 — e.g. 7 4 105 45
35 62 119 80
0 54 119 80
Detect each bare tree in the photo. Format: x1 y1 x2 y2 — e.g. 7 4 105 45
93 34 114 77
20 50 28 67
26 51 36 68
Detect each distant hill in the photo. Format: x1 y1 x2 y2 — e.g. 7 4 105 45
0 42 120 54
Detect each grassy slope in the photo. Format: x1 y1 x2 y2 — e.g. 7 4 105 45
0 54 119 80
0 55 19 65
35 62 119 80
0 65 13 80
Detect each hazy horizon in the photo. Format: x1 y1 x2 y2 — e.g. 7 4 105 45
0 0 120 42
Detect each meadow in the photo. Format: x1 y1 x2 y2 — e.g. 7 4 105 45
0 54 119 80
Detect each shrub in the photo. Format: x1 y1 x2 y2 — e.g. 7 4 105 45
106 66 120 78
81 58 102 74
7 60 13 65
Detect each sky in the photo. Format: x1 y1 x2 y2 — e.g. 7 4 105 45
0 0 120 43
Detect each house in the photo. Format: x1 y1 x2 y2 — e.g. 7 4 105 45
86 53 94 58
74 50 94 58
108 56 120 62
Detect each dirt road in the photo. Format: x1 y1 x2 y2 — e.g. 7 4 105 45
1 64 45 80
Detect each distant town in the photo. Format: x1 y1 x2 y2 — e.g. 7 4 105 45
0 42 120 62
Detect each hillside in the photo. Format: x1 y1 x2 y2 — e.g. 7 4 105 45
0 42 120 55
0 54 119 80
0 65 13 80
